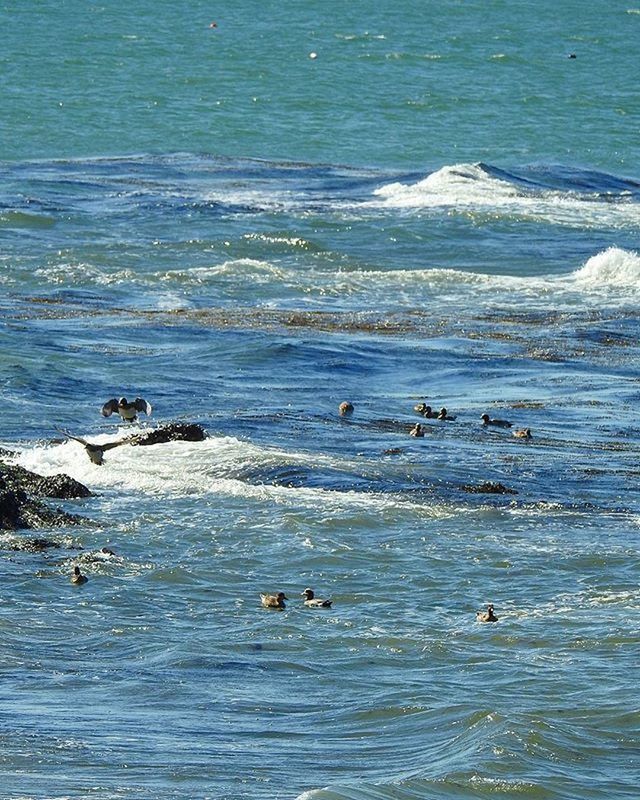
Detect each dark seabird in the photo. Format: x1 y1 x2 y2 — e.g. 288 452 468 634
481 413 512 428
59 429 127 465
301 588 332 608
71 565 88 585
102 396 152 423
476 603 498 622
409 423 425 437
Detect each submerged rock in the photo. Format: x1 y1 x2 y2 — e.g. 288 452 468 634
7 536 67 553
461 481 518 495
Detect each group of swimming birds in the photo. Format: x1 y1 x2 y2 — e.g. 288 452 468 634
259 591 497 622
67 394 499 621
340 399 532 440
261 588 332 609
71 569 497 622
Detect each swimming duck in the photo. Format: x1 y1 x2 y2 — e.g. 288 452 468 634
71 565 88 585
513 428 532 439
422 405 438 418
409 423 425 437
437 407 456 421
481 413 512 428
338 401 354 416
476 603 498 622
413 402 428 415
301 588 332 608
260 591 288 609
102 396 152 423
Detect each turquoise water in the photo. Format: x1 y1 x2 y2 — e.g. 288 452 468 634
3 1 639 169
1 2 640 799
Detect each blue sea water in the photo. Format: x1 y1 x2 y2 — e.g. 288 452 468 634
1 2 640 799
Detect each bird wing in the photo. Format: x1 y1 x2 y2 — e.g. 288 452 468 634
100 439 129 452
57 428 91 446
101 398 119 417
58 428 126 451
134 398 152 415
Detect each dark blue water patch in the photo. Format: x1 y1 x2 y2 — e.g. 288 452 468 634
0 153 392 214
487 162 640 197
4 156 640 227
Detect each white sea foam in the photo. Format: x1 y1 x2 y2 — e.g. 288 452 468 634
34 262 136 286
331 247 640 303
12 434 455 518
161 259 288 285
374 163 520 207
571 246 640 288
370 163 640 229
23 246 640 309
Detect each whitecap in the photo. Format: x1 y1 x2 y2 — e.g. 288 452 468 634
571 246 640 288
369 162 640 230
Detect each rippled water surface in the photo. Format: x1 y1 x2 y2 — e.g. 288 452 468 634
1 2 640 799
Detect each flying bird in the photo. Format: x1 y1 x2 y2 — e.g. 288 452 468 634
58 428 127 465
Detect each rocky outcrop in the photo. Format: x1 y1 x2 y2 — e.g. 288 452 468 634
0 422 208 530
0 463 91 531
131 422 207 447
6 536 71 553
1 463 92 499
0 478 85 530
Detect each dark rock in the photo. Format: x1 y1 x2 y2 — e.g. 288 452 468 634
32 473 93 499
461 481 518 495
8 537 62 552
131 422 207 447
0 460 90 531
0 463 92 499
0 479 84 531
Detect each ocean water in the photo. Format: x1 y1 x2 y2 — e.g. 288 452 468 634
1 2 640 799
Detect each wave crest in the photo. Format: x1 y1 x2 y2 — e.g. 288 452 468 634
373 163 519 208
371 162 640 230
571 247 640 288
